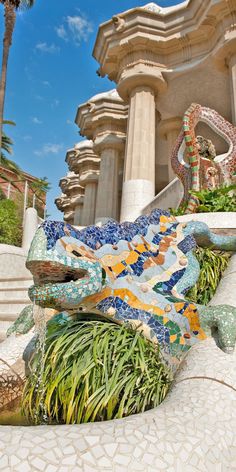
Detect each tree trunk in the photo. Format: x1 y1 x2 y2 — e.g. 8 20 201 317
0 1 16 163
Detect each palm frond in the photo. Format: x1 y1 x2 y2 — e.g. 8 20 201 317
17 0 35 10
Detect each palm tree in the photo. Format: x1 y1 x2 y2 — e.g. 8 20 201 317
0 119 23 190
0 0 35 151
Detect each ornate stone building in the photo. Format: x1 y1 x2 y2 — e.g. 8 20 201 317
56 0 236 224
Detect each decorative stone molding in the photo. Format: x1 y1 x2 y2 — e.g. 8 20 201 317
56 172 85 225
142 3 161 14
71 141 100 183
59 172 84 197
93 0 236 87
112 15 125 32
76 89 128 142
55 194 75 225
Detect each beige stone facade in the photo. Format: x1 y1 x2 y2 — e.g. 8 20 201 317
56 0 236 224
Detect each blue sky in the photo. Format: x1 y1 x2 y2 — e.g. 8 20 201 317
0 0 181 219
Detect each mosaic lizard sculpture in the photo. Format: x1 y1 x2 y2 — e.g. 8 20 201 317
1 209 236 419
171 103 236 213
25 209 236 368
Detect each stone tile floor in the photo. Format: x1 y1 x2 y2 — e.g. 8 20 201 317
0 338 235 471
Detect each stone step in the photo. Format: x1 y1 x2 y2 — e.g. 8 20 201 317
0 300 31 315
0 278 32 289
0 312 19 322
0 287 30 301
0 311 26 343
0 319 13 341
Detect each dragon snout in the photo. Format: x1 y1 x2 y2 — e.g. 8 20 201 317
27 260 90 310
27 260 87 286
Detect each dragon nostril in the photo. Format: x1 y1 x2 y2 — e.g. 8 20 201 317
72 250 81 257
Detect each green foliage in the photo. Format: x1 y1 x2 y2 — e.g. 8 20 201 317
169 203 187 216
22 319 172 425
29 176 50 194
186 247 231 305
190 185 236 213
0 198 22 245
170 185 236 215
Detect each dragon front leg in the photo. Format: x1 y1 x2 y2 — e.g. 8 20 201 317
198 304 236 353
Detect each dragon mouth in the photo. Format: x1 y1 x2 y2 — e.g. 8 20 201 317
26 261 88 308
27 261 87 285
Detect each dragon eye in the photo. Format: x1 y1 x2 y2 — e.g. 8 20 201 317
72 250 81 257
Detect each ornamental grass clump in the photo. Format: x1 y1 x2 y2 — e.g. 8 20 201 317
22 319 172 425
186 247 231 305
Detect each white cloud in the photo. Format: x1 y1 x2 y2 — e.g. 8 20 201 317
32 117 42 124
35 94 44 101
56 15 93 46
34 143 63 157
22 135 32 142
67 15 93 43
66 119 73 125
42 80 51 87
36 42 60 54
55 24 67 41
51 99 60 108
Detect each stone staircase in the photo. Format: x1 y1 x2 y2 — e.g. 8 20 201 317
0 277 32 342
0 245 33 342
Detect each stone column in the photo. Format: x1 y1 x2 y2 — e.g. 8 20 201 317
94 136 125 225
159 117 182 182
74 201 83 226
81 182 98 226
75 89 127 223
120 85 156 222
229 53 236 125
68 141 100 227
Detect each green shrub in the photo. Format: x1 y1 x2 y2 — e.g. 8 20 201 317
170 184 236 215
186 247 231 305
22 319 172 425
190 185 236 213
0 199 22 246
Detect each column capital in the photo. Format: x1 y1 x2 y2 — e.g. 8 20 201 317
117 66 167 103
159 117 182 139
94 133 126 153
73 141 100 186
65 148 77 171
59 172 84 197
55 194 75 224
55 194 72 212
75 89 128 141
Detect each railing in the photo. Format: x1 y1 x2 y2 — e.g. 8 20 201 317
141 178 183 215
5 179 46 222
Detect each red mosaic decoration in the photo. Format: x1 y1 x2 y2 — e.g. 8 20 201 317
171 103 236 213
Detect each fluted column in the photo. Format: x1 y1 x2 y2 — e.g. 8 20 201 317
159 117 182 182
229 53 236 125
120 85 156 222
68 141 100 227
74 202 83 226
81 182 97 226
94 135 125 225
